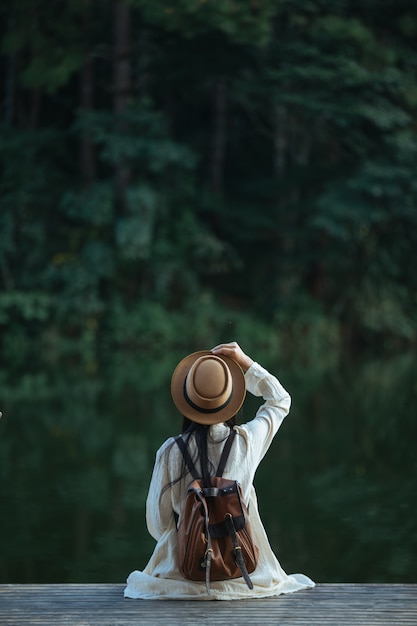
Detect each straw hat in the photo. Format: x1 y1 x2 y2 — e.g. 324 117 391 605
171 350 246 425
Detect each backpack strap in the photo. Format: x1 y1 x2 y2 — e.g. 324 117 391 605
175 435 200 480
194 489 213 594
175 429 236 480
225 513 254 589
215 429 236 477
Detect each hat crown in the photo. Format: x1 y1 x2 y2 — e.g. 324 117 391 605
171 350 246 425
185 355 232 411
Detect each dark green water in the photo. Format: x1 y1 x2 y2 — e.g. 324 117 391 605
1 350 416 584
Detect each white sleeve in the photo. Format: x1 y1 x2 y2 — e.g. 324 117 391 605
145 440 175 541
238 361 291 466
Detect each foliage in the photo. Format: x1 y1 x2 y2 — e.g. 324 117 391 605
0 0 417 362
128 0 278 45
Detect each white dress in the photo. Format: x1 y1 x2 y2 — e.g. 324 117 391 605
124 361 315 600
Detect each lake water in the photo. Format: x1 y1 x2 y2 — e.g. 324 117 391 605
1 349 416 584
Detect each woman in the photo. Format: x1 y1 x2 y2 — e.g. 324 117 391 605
124 341 314 600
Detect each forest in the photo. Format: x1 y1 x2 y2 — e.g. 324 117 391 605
1 1 417 587
1 0 417 365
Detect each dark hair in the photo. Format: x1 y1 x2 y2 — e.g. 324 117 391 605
161 415 238 498
182 415 237 433
181 416 237 487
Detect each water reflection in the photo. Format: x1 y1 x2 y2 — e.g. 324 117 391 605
0 352 416 583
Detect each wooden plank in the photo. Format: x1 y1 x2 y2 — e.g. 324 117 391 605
0 584 416 626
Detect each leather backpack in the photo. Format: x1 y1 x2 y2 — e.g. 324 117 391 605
175 430 258 594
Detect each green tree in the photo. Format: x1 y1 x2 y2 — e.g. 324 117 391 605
1 0 416 361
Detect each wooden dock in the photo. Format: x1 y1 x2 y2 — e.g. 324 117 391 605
0 583 416 625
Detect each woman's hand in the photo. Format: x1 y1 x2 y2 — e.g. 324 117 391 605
211 341 254 372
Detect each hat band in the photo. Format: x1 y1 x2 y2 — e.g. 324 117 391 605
183 379 233 415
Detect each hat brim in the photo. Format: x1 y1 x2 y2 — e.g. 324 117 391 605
171 350 246 425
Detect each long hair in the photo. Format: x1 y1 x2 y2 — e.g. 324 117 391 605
181 416 237 487
161 414 238 499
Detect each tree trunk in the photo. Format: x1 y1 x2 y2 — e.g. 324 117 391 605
210 77 227 194
113 0 130 115
3 28 16 127
29 88 42 130
273 102 286 178
79 0 96 183
113 0 131 213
